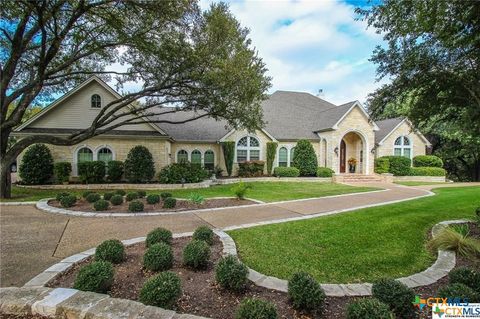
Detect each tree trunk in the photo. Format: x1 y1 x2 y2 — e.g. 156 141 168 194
0 159 12 199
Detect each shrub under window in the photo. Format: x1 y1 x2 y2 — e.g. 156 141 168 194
409 167 446 176
316 167 334 177
78 161 106 183
106 160 124 182
54 162 71 184
274 167 300 177
19 144 54 185
374 157 390 174
158 162 209 184
413 155 443 168
238 160 265 177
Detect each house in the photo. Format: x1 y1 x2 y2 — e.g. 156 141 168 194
13 76 431 178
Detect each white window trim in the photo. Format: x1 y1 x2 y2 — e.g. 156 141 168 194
275 145 296 167
393 135 413 159
94 145 116 162
204 149 215 167
90 94 102 109
235 135 261 163
176 149 189 163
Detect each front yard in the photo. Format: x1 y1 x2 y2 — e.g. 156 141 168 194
228 186 480 283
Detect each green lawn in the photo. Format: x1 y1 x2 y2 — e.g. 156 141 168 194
228 186 480 284
395 181 449 186
2 182 379 203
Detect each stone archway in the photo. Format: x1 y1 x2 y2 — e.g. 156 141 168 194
339 131 367 174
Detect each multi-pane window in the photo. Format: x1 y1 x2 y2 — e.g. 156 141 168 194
236 136 260 162
290 147 295 167
91 94 101 108
278 147 288 167
191 150 202 165
177 150 188 163
97 148 113 163
394 136 412 158
77 147 93 163
204 150 215 170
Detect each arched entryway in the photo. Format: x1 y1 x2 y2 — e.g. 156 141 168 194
339 131 367 174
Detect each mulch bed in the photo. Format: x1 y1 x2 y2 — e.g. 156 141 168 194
0 314 51 319
49 197 254 213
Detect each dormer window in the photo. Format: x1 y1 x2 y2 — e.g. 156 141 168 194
91 94 101 108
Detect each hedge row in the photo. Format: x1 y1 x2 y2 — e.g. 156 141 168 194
374 155 445 176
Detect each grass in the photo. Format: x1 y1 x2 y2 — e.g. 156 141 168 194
228 186 480 284
2 182 379 203
394 181 448 186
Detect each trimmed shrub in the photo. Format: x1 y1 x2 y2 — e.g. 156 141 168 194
409 167 446 176
95 239 125 263
235 298 277 319
291 140 317 176
193 226 214 245
413 155 443 168
54 162 71 184
124 145 155 183
78 161 105 183
73 261 114 293
316 167 334 177
232 181 251 200
143 242 173 271
215 255 248 291
384 156 411 176
163 197 176 209
139 271 181 309
288 272 325 314
60 194 77 208
128 200 144 212
103 192 114 201
222 141 235 177
137 190 147 198
93 199 109 211
146 227 173 247
56 192 71 201
19 144 54 185
106 160 124 182
160 192 172 200
110 194 123 206
437 283 479 302
449 267 480 293
82 191 94 199
346 298 394 319
274 167 300 177
372 278 416 319
125 192 139 202
158 162 209 184
146 194 160 205
183 239 210 269
266 142 278 175
238 160 265 177
374 157 390 174
115 190 126 196
86 192 101 203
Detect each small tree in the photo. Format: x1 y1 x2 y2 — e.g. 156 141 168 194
292 140 318 176
266 142 278 175
124 146 155 183
222 141 235 177
19 144 53 184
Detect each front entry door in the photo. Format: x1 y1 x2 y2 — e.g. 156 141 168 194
340 140 346 173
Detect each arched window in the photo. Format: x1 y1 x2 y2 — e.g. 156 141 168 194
191 150 202 166
278 147 288 167
77 147 93 163
290 147 295 167
177 150 188 163
204 150 215 170
91 94 101 108
394 136 412 158
97 147 113 163
236 136 260 163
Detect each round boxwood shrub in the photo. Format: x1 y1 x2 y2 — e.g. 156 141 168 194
137 190 147 198
438 283 479 302
106 160 124 182
183 239 210 269
449 267 480 292
146 227 172 247
110 194 123 206
146 194 160 205
139 271 181 309
93 199 110 211
54 162 71 184
115 189 126 196
292 139 318 176
346 298 394 319
86 192 101 203
163 197 176 209
413 155 443 168
125 192 139 202
56 192 71 201
60 194 77 208
372 278 416 319
215 255 248 291
192 226 214 245
19 144 54 185
128 200 144 212
235 298 277 319
160 192 172 200
82 191 94 199
95 239 125 263
103 192 114 201
288 271 325 314
124 145 155 183
316 167 334 177
73 261 114 293
143 242 173 271
273 167 300 177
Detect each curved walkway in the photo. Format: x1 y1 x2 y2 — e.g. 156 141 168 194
1 182 478 287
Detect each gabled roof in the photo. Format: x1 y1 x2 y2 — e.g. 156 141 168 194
375 117 431 145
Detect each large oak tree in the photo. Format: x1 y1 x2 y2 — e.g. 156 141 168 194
0 0 271 198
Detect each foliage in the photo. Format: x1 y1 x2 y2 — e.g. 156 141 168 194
428 226 480 259
73 261 114 293
377 156 411 176
372 278 416 319
78 161 106 184
374 157 390 174
103 192 114 201
56 192 71 201
124 146 155 183
213 165 224 178
346 298 394 319
409 167 446 176
143 242 173 271
316 167 334 177
128 200 144 212
188 193 205 205
477 207 480 224
288 272 325 314
60 194 77 208
163 197 177 209
95 239 125 264
183 239 210 269
146 194 160 205
238 160 265 177
449 267 480 293
54 162 71 184
193 226 214 245
232 181 251 200
215 255 248 292
19 144 53 185
93 199 110 211
110 195 123 206
266 142 278 175
158 162 209 184
106 161 124 183
86 192 101 203
82 191 94 199
137 190 146 198
437 283 479 303
125 192 139 202
413 155 443 168
292 140 318 176
146 227 173 247
273 167 300 177
235 298 277 319
115 190 126 196
222 142 236 177
160 192 172 200
139 271 181 309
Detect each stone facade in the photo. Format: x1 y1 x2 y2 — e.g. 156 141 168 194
375 120 427 159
